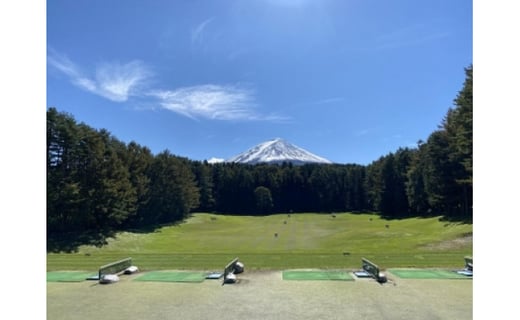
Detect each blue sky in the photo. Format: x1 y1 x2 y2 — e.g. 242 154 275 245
46 0 472 165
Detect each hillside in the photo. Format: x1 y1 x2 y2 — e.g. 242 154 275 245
47 213 472 271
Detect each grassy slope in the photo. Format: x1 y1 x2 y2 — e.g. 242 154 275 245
47 213 472 271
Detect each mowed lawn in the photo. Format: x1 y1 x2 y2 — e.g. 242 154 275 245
47 213 472 272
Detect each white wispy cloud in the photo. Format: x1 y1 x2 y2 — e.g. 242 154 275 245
354 129 371 137
47 50 152 102
48 50 285 122
149 84 277 121
47 52 80 78
345 24 450 53
191 17 215 43
372 24 450 51
288 97 344 109
94 61 153 102
311 97 344 105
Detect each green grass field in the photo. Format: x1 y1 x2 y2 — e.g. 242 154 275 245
47 212 472 272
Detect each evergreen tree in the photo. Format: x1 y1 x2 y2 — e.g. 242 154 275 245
47 108 84 233
254 186 274 214
365 157 384 212
145 151 200 224
406 142 431 215
443 65 473 219
279 164 305 212
123 141 153 227
191 161 216 212
76 128 137 230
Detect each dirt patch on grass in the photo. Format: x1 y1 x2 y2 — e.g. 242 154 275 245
421 233 473 251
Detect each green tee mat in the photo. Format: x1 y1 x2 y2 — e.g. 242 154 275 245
388 269 472 279
282 270 354 281
47 271 97 282
133 271 207 282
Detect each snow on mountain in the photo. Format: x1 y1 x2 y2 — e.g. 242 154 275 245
226 138 332 165
206 157 225 164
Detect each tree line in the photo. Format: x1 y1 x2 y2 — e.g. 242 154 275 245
47 65 472 238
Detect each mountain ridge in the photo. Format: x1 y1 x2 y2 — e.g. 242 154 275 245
225 138 332 165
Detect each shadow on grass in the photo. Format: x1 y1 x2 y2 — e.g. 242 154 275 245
47 229 116 253
438 215 473 224
123 219 188 233
378 212 472 225
47 220 188 253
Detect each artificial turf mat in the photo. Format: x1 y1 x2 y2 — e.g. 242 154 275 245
282 270 354 281
47 271 97 282
388 269 472 279
133 271 207 283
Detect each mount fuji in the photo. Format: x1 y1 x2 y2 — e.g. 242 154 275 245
226 138 332 165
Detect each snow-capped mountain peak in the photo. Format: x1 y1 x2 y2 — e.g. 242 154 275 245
226 138 332 165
